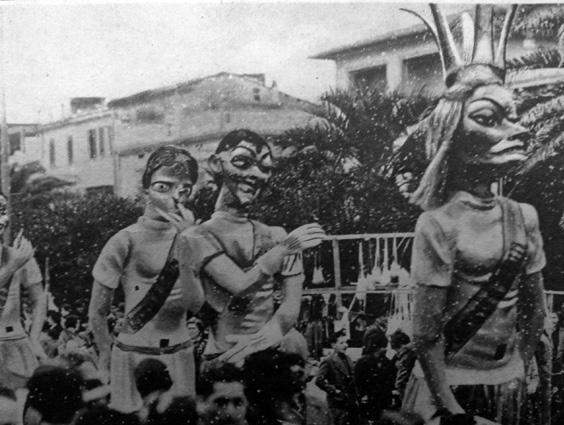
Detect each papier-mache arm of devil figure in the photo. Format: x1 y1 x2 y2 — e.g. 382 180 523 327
0 229 35 290
398 4 546 422
172 219 325 364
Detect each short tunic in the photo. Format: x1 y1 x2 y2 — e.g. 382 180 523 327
410 192 545 384
0 246 42 388
405 191 545 422
180 211 304 356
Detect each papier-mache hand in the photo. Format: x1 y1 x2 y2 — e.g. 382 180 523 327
257 223 325 276
217 319 284 366
156 203 201 233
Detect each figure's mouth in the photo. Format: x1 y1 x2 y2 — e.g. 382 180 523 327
236 178 262 195
489 139 525 156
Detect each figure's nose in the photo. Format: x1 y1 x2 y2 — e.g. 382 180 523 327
508 122 530 142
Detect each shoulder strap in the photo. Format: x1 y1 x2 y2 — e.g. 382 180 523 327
121 233 179 334
443 197 527 359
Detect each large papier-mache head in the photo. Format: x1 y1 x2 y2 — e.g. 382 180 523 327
402 4 529 210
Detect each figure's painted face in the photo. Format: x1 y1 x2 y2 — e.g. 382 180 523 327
146 166 194 220
199 382 248 425
217 140 273 206
454 84 528 166
0 196 8 238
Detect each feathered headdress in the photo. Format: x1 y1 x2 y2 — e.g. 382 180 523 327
403 4 518 210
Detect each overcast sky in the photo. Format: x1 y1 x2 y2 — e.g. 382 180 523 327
1 1 470 123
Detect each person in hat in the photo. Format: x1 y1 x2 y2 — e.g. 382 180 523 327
397 5 547 425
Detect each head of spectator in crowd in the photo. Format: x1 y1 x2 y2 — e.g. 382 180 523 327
244 349 306 402
64 315 81 333
47 311 61 329
147 396 199 425
0 387 18 425
197 363 248 425
187 317 204 341
363 327 388 356
134 358 173 400
24 366 84 425
142 145 198 222
389 329 411 352
330 330 349 355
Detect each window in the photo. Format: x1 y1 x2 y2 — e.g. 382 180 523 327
253 88 260 102
352 65 387 92
402 53 442 96
225 112 231 123
106 125 114 151
49 139 56 167
67 136 73 165
88 129 97 159
98 127 105 157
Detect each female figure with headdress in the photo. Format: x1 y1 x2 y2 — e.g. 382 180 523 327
400 5 547 425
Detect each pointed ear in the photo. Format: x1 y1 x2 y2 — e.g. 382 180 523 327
208 154 223 175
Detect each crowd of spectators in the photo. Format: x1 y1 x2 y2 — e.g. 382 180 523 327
4 298 564 425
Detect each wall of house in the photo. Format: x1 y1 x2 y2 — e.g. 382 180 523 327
333 37 557 94
38 114 115 191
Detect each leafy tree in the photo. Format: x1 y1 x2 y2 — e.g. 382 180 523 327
11 191 142 313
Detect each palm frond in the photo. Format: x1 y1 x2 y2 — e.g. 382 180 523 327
519 133 564 174
514 5 564 38
507 48 560 70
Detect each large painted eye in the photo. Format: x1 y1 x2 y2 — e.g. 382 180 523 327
471 112 498 127
151 182 173 193
177 184 193 197
231 155 253 169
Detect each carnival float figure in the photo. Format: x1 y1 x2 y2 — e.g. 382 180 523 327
170 129 325 367
0 191 46 391
89 146 205 413
398 5 546 425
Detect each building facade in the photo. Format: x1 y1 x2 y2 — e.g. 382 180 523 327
312 11 558 95
33 73 321 198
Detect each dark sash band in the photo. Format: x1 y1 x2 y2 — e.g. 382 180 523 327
121 234 179 334
443 198 527 360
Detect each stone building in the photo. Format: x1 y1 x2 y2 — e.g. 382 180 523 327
312 9 559 95
34 73 321 197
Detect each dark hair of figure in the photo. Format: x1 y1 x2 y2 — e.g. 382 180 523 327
142 145 199 189
214 129 270 155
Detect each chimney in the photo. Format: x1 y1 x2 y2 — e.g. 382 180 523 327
70 97 106 114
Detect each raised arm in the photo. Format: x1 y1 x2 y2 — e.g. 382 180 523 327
0 236 34 289
183 223 324 296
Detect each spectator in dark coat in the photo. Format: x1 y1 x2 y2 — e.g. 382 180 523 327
355 328 396 423
315 331 359 425
389 329 416 407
